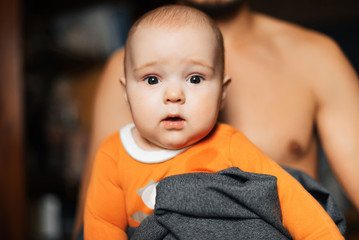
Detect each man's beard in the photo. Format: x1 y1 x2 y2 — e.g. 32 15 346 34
179 0 247 20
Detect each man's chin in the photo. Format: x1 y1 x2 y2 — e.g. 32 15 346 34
179 0 246 20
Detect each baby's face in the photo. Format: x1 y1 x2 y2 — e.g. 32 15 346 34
124 25 227 150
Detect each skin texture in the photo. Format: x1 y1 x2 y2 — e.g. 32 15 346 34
73 1 359 238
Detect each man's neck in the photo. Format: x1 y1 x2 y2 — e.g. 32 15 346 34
215 4 254 42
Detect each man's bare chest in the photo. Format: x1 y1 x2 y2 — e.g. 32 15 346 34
221 62 318 173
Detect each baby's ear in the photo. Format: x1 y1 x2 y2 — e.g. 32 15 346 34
119 76 126 87
119 77 128 103
221 75 231 109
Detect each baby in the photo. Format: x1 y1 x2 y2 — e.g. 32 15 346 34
84 5 343 240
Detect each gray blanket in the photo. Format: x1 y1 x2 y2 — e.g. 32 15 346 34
130 167 292 239
129 167 345 240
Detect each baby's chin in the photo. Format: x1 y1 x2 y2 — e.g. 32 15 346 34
157 129 214 150
159 142 192 150
146 129 212 150
156 138 198 150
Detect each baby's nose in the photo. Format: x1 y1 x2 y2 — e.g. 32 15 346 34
164 85 185 104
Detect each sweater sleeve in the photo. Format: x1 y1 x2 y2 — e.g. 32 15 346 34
229 132 344 240
84 137 128 240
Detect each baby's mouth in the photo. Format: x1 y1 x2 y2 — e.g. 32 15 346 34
163 116 184 122
161 115 185 129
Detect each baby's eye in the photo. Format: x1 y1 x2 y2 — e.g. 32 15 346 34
187 75 203 84
145 76 160 85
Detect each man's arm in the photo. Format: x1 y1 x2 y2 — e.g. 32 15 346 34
73 49 132 239
312 35 359 210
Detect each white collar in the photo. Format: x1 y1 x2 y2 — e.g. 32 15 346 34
120 123 189 164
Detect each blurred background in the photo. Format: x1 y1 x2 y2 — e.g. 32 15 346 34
0 0 359 239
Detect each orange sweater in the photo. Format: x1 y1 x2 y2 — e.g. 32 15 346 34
85 123 343 239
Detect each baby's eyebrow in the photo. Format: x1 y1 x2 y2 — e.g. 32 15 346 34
188 59 214 71
134 61 159 72
133 59 214 72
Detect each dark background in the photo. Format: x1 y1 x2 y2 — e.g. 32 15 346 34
1 0 359 239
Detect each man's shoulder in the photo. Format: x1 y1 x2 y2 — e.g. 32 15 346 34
254 13 340 57
252 12 349 84
106 48 125 73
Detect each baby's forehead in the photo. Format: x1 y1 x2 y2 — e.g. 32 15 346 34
128 23 216 48
124 25 221 74
124 6 224 75
127 25 219 61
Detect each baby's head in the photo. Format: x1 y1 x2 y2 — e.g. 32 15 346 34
121 5 230 150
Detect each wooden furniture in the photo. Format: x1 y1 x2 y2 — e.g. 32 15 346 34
0 0 26 239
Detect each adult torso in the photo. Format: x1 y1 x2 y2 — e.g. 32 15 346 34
220 13 319 178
